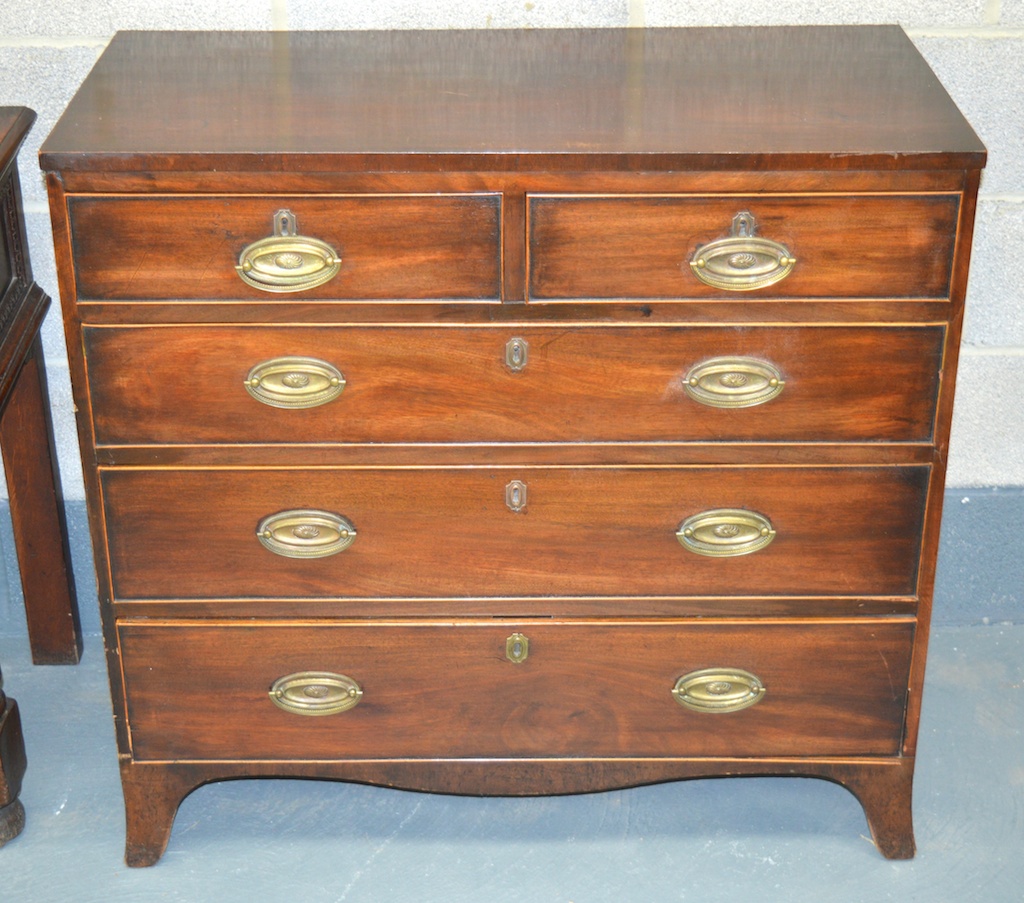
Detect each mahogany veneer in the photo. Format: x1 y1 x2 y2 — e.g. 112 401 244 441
84 325 945 445
528 193 960 300
40 27 986 865
119 620 914 761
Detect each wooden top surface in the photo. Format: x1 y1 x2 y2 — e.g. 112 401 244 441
1 107 34 174
39 27 985 172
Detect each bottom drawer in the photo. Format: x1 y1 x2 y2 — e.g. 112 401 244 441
119 619 913 761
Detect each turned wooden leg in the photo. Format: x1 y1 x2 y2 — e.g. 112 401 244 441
828 760 916 859
0 691 27 847
120 763 199 867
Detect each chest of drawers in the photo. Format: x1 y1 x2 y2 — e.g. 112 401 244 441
41 26 985 865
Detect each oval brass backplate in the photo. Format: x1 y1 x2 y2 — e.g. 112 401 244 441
689 211 795 291
684 357 784 409
676 509 775 557
245 356 346 409
257 509 357 559
236 209 341 293
269 671 363 716
672 667 765 713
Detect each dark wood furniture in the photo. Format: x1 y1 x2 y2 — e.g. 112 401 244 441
40 27 985 866
1 106 83 846
0 107 81 668
0 670 26 846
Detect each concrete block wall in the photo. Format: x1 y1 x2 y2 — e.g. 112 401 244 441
0 1 1021 631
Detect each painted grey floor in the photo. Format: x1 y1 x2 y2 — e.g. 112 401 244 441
0 625 1021 903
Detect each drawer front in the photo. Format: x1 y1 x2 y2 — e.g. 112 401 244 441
67 194 501 301
84 324 943 446
528 194 960 301
119 619 913 761
101 465 928 600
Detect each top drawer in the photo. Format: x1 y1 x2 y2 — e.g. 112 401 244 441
66 194 502 302
528 194 960 301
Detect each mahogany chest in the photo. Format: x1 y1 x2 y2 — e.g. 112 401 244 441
40 27 985 865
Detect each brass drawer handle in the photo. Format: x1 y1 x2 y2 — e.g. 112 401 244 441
245 356 346 409
676 508 775 557
270 671 363 716
257 509 357 559
684 357 784 408
672 667 765 713
236 209 341 293
690 211 795 291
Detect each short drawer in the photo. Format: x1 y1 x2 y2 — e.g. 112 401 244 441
83 324 944 445
528 194 960 301
100 465 929 601
67 194 501 301
118 619 914 761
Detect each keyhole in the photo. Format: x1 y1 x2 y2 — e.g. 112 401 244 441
274 209 297 236
732 211 756 238
506 632 529 663
506 480 527 512
505 337 529 372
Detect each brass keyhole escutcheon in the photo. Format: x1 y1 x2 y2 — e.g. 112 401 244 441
505 337 529 372
506 480 528 513
506 632 529 664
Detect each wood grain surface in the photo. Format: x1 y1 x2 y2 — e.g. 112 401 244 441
528 194 959 300
40 28 985 172
100 465 929 600
68 194 501 301
83 324 944 445
118 619 914 761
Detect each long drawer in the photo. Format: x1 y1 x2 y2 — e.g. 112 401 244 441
66 194 502 301
528 194 960 300
119 619 914 761
83 324 944 445
100 465 929 600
